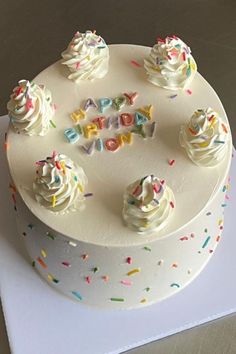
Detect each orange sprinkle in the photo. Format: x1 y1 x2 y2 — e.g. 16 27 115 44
102 275 109 282
172 263 178 268
37 257 47 269
216 235 221 242
189 127 197 135
222 123 228 133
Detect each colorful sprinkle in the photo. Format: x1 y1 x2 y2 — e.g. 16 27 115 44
143 246 151 252
110 297 125 302
37 257 47 269
168 159 175 166
50 120 56 128
130 60 142 67
82 254 89 260
72 291 83 301
158 260 164 266
170 201 175 208
127 268 140 276
32 261 35 267
180 236 188 241
170 283 180 288
62 261 71 267
93 267 99 273
84 193 93 197
52 195 56 208
145 287 150 292
171 263 178 268
202 236 211 249
46 231 55 240
85 276 91 284
41 249 47 258
126 257 132 264
140 298 147 303
206 212 212 216
121 280 132 286
48 274 59 284
221 203 227 207
169 94 178 99
186 89 192 95
216 235 221 242
102 275 109 282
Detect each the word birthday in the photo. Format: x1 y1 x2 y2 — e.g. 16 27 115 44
64 92 156 155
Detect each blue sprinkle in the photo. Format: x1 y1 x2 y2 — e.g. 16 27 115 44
72 291 83 301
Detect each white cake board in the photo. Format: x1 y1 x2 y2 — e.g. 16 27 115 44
0 115 235 354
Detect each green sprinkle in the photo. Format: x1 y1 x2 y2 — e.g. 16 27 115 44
204 228 208 233
32 261 35 267
46 231 55 240
221 203 227 207
110 298 124 302
53 278 60 284
50 120 56 128
145 287 150 292
202 236 211 249
93 267 99 273
143 246 151 252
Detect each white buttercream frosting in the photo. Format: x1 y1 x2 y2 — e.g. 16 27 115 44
61 30 109 82
144 35 197 90
7 80 55 136
180 108 230 167
123 175 175 234
33 153 87 213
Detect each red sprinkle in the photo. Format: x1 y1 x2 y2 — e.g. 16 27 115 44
168 159 175 166
126 257 132 264
170 201 175 208
62 261 71 267
160 180 165 185
37 257 47 269
182 52 186 61
130 60 142 68
82 254 89 260
180 236 188 241
85 276 91 284
186 89 192 95
172 263 178 268
216 236 221 242
55 161 61 170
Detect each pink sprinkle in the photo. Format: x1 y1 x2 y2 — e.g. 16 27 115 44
225 195 230 200
190 233 195 238
121 280 133 286
36 161 45 166
126 257 132 264
130 60 142 68
85 276 91 284
62 261 71 267
170 201 175 208
82 254 89 260
168 159 175 166
26 98 33 111
160 180 165 185
180 236 188 241
153 183 160 193
186 89 192 95
76 62 80 69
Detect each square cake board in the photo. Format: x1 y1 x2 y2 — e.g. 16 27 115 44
0 115 235 354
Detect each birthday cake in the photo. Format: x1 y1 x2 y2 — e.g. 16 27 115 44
6 32 232 308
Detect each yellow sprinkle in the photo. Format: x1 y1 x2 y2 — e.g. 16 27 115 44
140 298 147 303
52 195 56 208
127 268 141 276
87 55 90 61
47 274 53 281
77 183 84 192
218 219 223 225
60 161 66 174
198 141 209 148
41 249 47 258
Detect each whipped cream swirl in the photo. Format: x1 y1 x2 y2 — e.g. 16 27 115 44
180 108 230 167
7 80 55 136
144 35 197 90
61 30 109 82
33 153 87 213
123 175 175 234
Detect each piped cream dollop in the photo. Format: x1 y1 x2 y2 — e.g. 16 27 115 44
179 108 230 167
123 175 175 234
61 30 109 82
144 35 197 90
7 80 55 136
33 152 87 213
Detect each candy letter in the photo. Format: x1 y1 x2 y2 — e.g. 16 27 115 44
92 116 106 130
98 98 112 113
105 138 120 152
75 124 83 135
117 132 133 146
120 113 134 126
83 98 97 111
64 128 80 144
114 115 121 129
135 112 148 126
132 125 146 138
70 108 86 122
124 92 138 105
83 124 98 139
113 96 126 111
96 138 104 152
137 105 153 120
82 140 96 155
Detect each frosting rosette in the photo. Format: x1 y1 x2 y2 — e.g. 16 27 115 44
33 152 87 213
7 80 55 136
61 30 109 82
123 175 175 234
144 35 197 90
179 108 230 167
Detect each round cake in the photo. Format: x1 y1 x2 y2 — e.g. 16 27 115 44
6 40 232 308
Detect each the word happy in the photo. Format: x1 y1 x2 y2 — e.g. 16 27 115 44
64 92 156 155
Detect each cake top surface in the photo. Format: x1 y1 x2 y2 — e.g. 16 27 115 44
7 44 232 246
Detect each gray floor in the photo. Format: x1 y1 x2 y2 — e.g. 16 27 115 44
0 1 236 353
